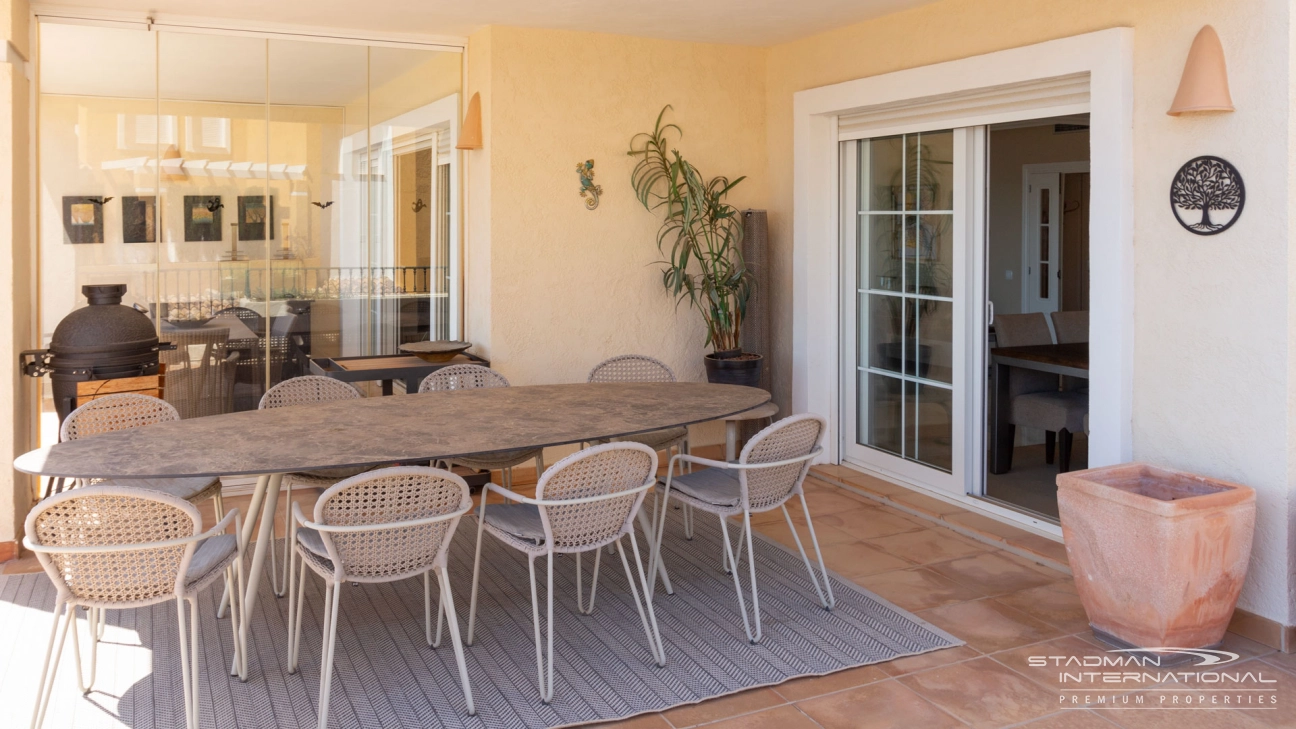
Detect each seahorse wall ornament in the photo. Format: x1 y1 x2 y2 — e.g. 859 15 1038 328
577 159 602 210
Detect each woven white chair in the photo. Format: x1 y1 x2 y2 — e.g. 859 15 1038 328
650 413 832 643
287 466 476 727
418 364 544 489
587 355 689 456
466 442 665 704
24 484 245 729
258 376 364 600
57 394 225 513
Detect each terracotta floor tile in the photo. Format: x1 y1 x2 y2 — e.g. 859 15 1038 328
836 469 910 495
1 554 43 574
1259 650 1296 675
821 509 925 541
1092 689 1272 728
1014 710 1116 728
993 581 1091 633
1217 631 1277 661
900 656 1059 728
867 529 990 565
878 644 983 677
919 599 1065 653
797 679 965 729
992 635 1162 692
662 687 784 727
810 464 851 481
802 490 877 518
589 713 673 729
819 540 913 579
943 511 1033 543
772 664 889 702
705 704 821 729
1170 657 1293 726
854 567 985 612
1005 532 1072 566
891 490 968 517
756 519 859 550
927 551 1060 596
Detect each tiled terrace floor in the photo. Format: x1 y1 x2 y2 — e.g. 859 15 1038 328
5 466 1291 728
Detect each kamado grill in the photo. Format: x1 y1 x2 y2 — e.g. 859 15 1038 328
22 284 166 422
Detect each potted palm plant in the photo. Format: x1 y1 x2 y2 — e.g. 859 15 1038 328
628 106 761 387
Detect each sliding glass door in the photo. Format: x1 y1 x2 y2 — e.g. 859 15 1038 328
841 127 985 496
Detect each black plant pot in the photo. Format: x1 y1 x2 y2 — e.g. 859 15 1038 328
704 351 764 388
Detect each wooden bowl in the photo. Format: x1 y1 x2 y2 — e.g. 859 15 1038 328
400 340 472 363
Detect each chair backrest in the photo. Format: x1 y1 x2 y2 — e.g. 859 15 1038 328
61 393 179 442
992 313 1053 348
1051 310 1089 344
314 466 471 581
260 375 360 410
419 363 510 392
534 443 657 553
161 326 232 419
25 484 201 607
587 354 676 383
739 413 826 512
214 305 264 329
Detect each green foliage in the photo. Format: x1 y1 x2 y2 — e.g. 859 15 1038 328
628 106 752 352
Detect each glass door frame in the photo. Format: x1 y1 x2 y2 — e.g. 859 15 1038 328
839 127 987 498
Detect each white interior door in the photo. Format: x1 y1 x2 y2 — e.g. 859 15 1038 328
1023 171 1061 315
841 127 986 497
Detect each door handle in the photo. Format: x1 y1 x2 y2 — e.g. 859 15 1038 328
987 300 995 326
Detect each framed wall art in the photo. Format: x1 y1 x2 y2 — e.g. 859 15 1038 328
184 196 223 242
62 196 105 244
121 195 156 243
1170 156 1244 235
237 195 274 241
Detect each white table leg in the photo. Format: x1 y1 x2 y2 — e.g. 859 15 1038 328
725 420 739 462
230 472 282 680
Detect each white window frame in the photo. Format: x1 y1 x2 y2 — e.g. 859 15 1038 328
793 28 1133 532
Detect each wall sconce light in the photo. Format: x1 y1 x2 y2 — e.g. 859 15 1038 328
1167 25 1234 116
456 92 483 150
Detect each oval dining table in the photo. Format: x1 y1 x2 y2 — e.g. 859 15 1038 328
14 381 770 679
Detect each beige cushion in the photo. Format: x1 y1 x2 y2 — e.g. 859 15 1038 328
607 426 688 451
98 476 221 502
1010 391 1088 433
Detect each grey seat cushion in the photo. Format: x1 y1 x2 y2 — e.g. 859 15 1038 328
607 427 688 451
185 534 237 587
297 526 330 558
483 503 546 542
662 468 741 508
99 476 220 502
452 448 543 470
1010 390 1089 433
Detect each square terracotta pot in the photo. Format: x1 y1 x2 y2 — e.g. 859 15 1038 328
1057 462 1255 650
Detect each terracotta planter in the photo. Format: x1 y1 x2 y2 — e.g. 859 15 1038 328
1057 462 1255 651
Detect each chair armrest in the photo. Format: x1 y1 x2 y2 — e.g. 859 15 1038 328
666 447 824 477
482 481 532 504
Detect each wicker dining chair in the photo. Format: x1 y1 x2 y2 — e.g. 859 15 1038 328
258 376 364 599
287 467 476 727
24 485 245 729
587 355 690 457
466 443 665 704
650 413 831 644
56 394 225 514
418 364 544 488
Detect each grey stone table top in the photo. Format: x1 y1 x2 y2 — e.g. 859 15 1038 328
15 383 771 479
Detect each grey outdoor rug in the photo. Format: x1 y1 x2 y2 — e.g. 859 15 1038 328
0 510 961 728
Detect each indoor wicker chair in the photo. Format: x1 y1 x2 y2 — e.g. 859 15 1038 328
587 355 689 459
24 484 245 729
258 376 364 599
287 466 476 727
466 442 665 704
418 364 544 488
651 413 831 644
56 394 225 516
160 327 238 418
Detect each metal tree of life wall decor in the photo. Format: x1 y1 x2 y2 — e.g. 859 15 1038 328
1170 156 1244 235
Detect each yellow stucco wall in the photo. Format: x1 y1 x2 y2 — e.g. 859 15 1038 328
0 0 31 547
764 0 1294 623
467 26 769 390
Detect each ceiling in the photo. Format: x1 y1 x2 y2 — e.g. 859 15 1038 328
35 0 939 46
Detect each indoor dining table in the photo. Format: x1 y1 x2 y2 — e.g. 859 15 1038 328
14 381 770 679
989 342 1088 474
